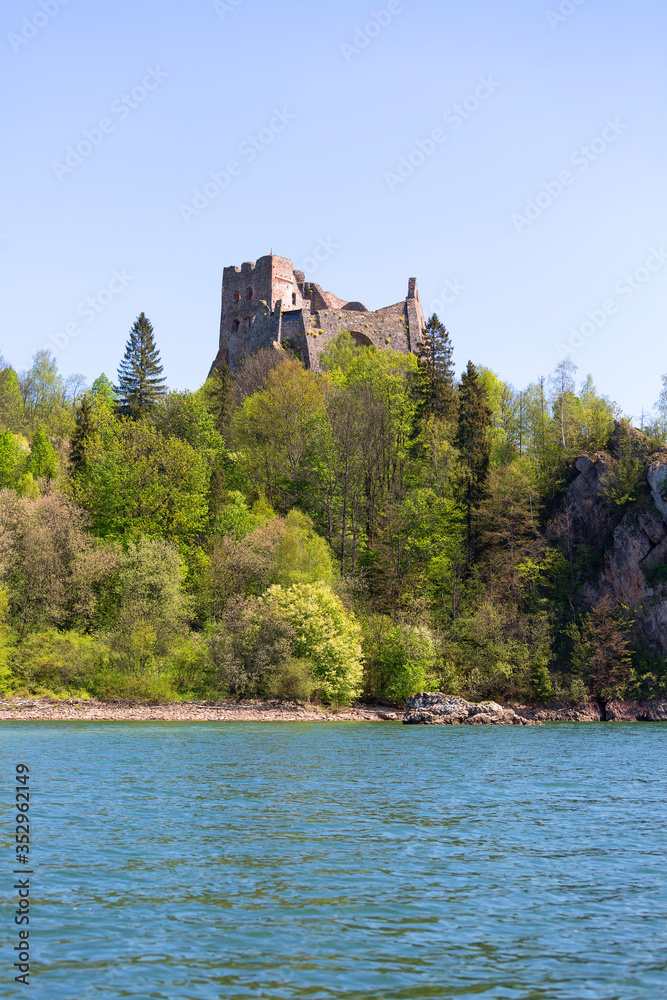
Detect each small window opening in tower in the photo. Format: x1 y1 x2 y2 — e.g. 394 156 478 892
247 287 253 300
292 293 297 306
246 316 252 329
234 290 241 303
232 320 240 332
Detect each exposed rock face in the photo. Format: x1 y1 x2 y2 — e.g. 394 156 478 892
605 699 667 722
403 693 539 726
555 445 667 654
523 701 605 722
648 453 667 522
555 451 618 549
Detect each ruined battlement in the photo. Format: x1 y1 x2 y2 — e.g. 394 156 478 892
210 253 426 373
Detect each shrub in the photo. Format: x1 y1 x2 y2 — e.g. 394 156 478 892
264 659 315 702
259 583 362 704
7 631 108 695
360 613 438 703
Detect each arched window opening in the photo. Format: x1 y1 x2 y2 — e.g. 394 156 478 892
292 293 297 306
232 320 240 332
247 287 254 300
234 290 241 303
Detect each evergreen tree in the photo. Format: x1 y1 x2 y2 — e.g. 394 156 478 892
204 361 235 435
116 314 166 419
455 361 491 560
417 314 457 422
70 394 95 472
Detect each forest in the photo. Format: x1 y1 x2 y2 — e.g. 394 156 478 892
1 313 666 706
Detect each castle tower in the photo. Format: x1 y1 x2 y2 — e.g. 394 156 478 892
211 253 426 374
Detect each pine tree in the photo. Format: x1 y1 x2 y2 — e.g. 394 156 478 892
116 314 166 419
455 361 491 560
417 314 457 422
69 394 95 472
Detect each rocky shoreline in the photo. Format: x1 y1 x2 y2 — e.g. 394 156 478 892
403 693 539 725
1 692 666 723
0 698 401 723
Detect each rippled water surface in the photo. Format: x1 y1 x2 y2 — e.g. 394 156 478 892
2 722 667 999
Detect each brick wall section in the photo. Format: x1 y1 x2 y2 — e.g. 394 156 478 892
211 253 425 374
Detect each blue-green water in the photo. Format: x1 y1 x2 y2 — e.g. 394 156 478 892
2 722 667 999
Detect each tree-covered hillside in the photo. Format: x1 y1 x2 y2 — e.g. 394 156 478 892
1 316 666 706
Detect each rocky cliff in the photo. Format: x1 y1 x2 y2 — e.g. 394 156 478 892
550 429 667 654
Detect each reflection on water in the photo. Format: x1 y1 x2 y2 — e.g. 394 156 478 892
2 722 667 999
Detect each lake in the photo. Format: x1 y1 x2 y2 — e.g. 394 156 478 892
2 721 667 999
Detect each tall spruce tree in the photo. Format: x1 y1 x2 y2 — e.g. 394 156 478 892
205 360 235 435
417 314 458 422
116 314 166 419
455 361 491 560
69 394 95 472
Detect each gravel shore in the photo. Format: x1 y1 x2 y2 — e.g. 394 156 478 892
0 698 401 723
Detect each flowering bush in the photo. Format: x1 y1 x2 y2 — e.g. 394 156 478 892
259 582 362 704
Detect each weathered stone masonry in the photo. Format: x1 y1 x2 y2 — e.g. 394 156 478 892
210 253 426 372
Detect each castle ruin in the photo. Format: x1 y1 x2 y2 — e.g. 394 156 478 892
210 253 426 372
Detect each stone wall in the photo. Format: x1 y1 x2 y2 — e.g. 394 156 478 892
211 253 426 374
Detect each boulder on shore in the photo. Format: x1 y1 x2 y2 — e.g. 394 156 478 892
402 693 539 726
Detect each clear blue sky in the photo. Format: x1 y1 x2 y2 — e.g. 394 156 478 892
2 0 666 420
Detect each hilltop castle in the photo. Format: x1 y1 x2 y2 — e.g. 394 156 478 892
210 253 426 372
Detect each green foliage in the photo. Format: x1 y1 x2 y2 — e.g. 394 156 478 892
0 586 13 694
69 394 95 472
116 313 166 419
0 366 24 431
90 374 117 410
568 596 635 700
319 331 363 373
530 653 553 703
361 613 438 702
260 582 363 704
235 359 325 506
7 630 107 696
456 361 491 557
215 491 261 540
202 362 235 435
601 423 648 509
74 420 209 544
273 510 336 587
106 538 188 673
264 659 316 702
153 390 225 458
417 314 457 422
28 427 59 481
0 430 23 488
0 337 663 709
